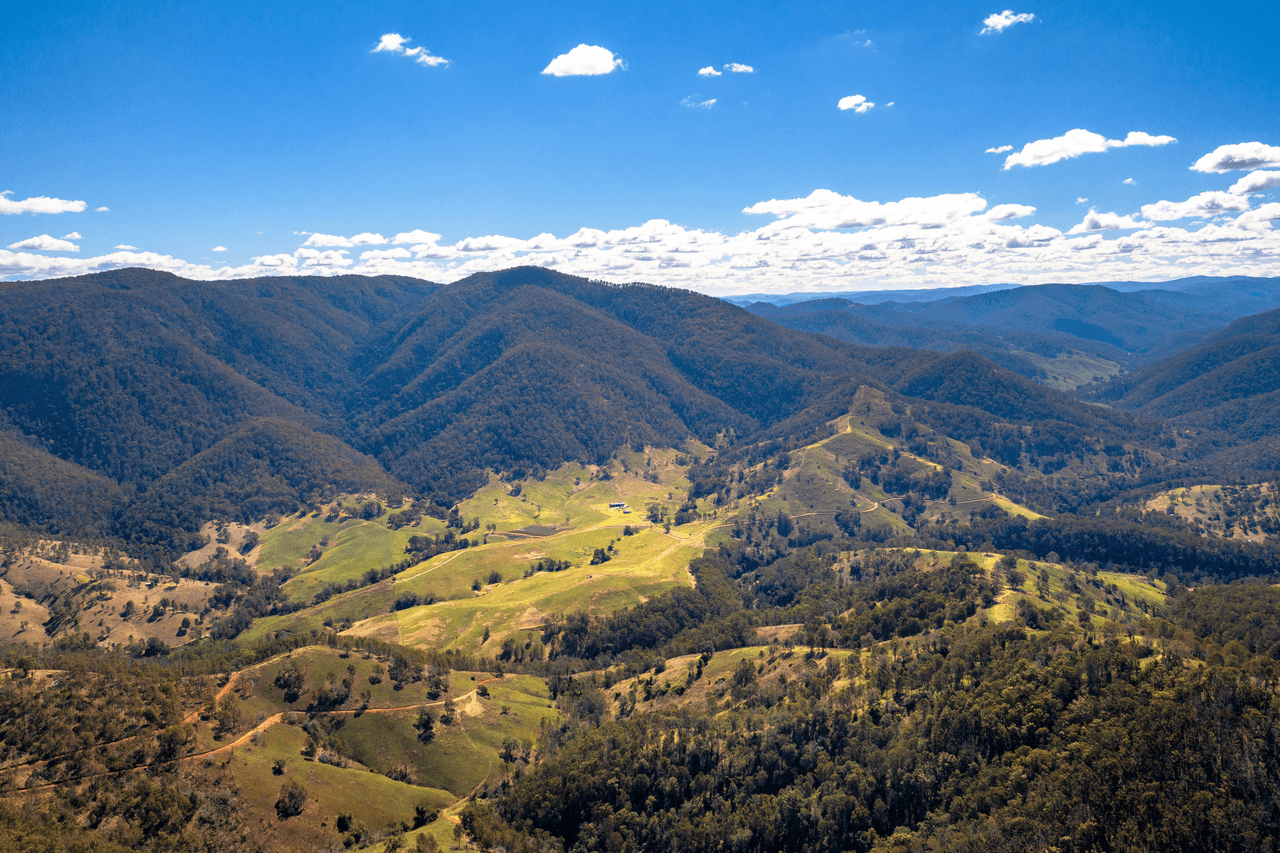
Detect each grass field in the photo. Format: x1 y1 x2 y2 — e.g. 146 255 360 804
254 502 448 604
357 524 699 652
241 458 707 651
208 645 562 850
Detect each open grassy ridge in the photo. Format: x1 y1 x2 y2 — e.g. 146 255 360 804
753 387 1042 531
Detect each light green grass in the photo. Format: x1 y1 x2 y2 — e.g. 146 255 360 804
224 718 453 851
368 526 697 651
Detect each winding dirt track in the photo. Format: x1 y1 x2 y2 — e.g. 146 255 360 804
0 674 504 797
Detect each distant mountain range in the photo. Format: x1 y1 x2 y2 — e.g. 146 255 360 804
743 276 1280 389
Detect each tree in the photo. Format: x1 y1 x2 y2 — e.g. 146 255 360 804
414 706 436 744
274 779 307 818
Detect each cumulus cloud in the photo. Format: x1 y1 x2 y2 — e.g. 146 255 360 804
294 248 353 267
8 235 79 252
981 10 1035 34
95 206 109 212
392 229 443 244
0 191 87 215
303 232 385 248
1230 171 1280 195
1068 209 1146 234
697 66 721 77
542 44 623 76
304 233 353 247
681 96 716 109
1123 178 1136 185
986 204 1036 221
8 183 1280 296
373 33 449 67
724 63 753 73
986 145 1013 154
374 33 409 52
744 189 988 231
1140 191 1251 221
212 246 227 252
838 95 875 113
1077 197 1089 204
1238 203 1280 226
359 248 412 260
1191 142 1280 173
1003 129 1176 169
115 245 138 250
62 232 81 240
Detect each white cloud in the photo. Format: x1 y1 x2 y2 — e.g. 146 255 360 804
1191 142 1280 173
1076 197 1089 204
1068 209 1146 234
1229 171 1280 195
359 248 412 260
0 191 87 215
1123 178 1136 185
8 180 1280 295
838 95 875 113
115 244 138 250
986 145 1013 154
8 234 79 251
542 44 623 77
986 204 1036 221
724 63 753 73
95 206 109 212
1140 191 1251 221
981 10 1035 34
62 232 81 239
348 232 387 245
697 66 721 77
304 233 354 247
1003 128 1176 169
392 229 443 244
293 248 353 267
681 96 716 109
744 189 989 231
884 101 894 107
374 33 409 52
251 253 297 269
1238 203 1280 226
212 246 227 252
373 33 450 67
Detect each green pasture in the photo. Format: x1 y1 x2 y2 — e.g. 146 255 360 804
224 719 453 852
368 526 698 650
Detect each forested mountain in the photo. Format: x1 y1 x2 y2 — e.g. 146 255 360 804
748 278 1280 389
0 265 1265 557
1092 306 1280 439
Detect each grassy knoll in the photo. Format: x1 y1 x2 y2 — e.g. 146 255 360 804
1016 349 1125 391
222 718 454 852
256 502 447 604
359 525 698 652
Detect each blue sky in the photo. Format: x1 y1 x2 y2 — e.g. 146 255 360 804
3 0 1279 294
